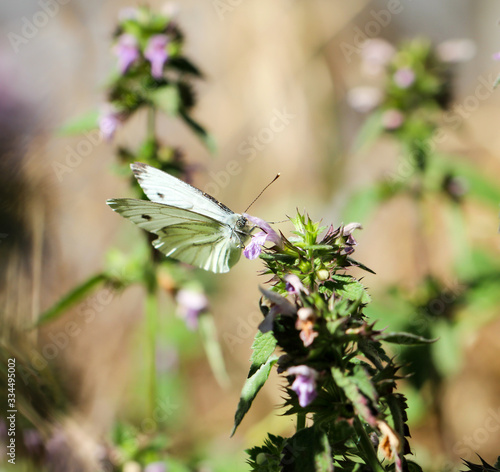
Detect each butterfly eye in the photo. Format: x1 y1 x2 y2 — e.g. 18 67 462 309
236 216 247 229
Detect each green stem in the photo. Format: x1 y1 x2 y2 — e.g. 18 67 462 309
146 284 158 417
296 412 306 432
353 417 385 472
147 106 156 142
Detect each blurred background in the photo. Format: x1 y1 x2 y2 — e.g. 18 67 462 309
1 1 500 471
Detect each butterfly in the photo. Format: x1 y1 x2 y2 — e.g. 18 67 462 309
107 163 254 273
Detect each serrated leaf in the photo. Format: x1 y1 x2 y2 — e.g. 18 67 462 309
351 365 378 403
249 330 277 377
149 85 181 115
179 111 216 154
331 275 371 304
281 427 334 472
378 331 436 345
232 355 278 436
57 110 99 135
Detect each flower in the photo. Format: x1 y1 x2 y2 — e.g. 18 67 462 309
243 214 282 260
284 274 309 295
346 86 383 113
144 462 168 472
295 307 318 347
437 39 475 63
113 34 140 75
258 287 296 332
287 365 318 407
341 222 362 255
176 289 208 330
144 34 169 78
393 68 415 88
98 105 121 141
361 39 396 75
377 420 402 471
382 109 404 130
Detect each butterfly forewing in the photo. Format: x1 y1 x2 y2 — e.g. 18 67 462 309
132 163 235 223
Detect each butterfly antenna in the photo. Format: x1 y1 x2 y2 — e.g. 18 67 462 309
244 173 280 213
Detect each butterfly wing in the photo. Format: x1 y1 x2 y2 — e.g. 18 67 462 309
107 198 242 273
131 162 236 223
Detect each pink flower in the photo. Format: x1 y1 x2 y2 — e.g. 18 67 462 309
284 274 309 295
346 86 382 113
113 34 140 75
243 214 282 260
144 35 169 78
287 365 318 407
393 68 415 88
361 39 396 75
98 106 121 141
176 289 208 330
382 109 404 130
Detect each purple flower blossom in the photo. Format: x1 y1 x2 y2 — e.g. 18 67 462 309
393 68 415 89
284 274 309 295
243 231 268 260
287 365 318 407
144 462 168 472
382 109 404 130
113 34 140 75
144 35 169 79
346 86 382 113
361 39 396 75
176 289 208 330
98 106 121 141
258 287 296 332
243 214 282 260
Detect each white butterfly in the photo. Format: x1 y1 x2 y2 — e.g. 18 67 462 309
107 162 254 273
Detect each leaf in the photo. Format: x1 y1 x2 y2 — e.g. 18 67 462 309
198 314 230 389
36 273 109 326
281 427 334 472
378 331 437 345
351 365 378 403
249 330 277 377
331 275 371 304
57 110 99 135
168 57 204 77
352 110 384 153
231 354 278 436
341 184 382 225
149 85 181 115
179 111 216 154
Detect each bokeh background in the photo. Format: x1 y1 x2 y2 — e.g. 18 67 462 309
1 1 500 471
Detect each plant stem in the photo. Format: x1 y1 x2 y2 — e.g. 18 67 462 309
353 417 385 472
146 284 158 417
296 412 306 431
147 106 156 142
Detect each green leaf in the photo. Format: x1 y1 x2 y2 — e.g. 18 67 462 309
331 275 371 304
198 314 230 389
149 85 181 116
341 184 382 225
351 365 378 403
231 354 278 436
57 110 99 135
281 427 334 472
249 330 277 377
36 273 109 326
168 57 204 77
179 111 216 154
378 331 436 345
352 110 384 153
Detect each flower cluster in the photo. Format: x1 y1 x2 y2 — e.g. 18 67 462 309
235 212 433 471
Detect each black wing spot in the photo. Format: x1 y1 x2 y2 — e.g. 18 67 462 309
142 214 152 220
157 192 165 199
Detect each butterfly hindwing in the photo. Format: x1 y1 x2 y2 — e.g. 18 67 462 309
107 198 242 273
